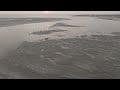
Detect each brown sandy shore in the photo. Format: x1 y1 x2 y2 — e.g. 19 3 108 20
0 33 120 79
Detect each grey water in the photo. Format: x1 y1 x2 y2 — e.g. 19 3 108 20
0 15 120 59
0 15 120 79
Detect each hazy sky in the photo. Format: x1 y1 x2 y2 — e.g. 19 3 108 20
0 11 120 14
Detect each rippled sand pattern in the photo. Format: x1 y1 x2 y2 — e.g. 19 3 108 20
1 33 120 79
0 16 120 79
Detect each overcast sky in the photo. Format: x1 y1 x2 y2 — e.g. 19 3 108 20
0 11 120 15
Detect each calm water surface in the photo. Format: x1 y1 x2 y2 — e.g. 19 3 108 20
0 16 120 59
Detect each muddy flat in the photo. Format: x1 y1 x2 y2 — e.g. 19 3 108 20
0 15 120 79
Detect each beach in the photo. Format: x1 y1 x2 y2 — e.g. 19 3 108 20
0 15 120 79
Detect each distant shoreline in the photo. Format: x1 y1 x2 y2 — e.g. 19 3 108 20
0 18 69 28
73 14 120 16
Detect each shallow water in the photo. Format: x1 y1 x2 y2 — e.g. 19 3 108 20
0 16 120 58
25 16 120 41
0 16 120 79
0 22 57 59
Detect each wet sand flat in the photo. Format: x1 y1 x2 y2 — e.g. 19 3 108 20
0 18 69 59
0 16 120 79
1 34 120 79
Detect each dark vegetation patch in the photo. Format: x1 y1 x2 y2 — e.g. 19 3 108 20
50 23 81 28
31 29 68 35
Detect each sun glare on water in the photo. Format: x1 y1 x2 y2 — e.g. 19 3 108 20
45 11 49 12
43 11 54 14
43 11 49 13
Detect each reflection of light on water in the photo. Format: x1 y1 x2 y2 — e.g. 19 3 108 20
1 16 120 57
25 16 120 42
43 11 49 13
0 16 120 60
